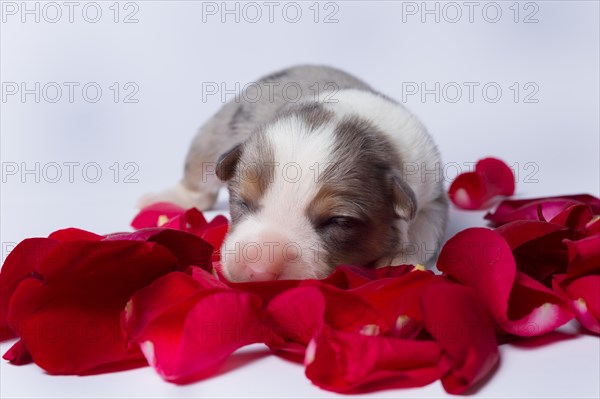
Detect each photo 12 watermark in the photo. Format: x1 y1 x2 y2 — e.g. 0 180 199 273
400 1 540 24
1 82 140 104
400 81 540 104
1 1 140 23
1 162 140 184
201 80 340 104
200 1 340 24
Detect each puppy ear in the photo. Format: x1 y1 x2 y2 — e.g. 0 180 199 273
216 144 243 181
391 173 417 221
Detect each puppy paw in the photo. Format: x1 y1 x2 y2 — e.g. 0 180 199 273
137 183 217 211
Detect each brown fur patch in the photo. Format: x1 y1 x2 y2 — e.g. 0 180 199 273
226 129 275 224
306 116 411 267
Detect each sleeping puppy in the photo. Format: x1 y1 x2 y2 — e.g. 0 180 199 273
140 65 448 282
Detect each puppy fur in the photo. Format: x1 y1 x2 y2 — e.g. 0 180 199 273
141 65 448 281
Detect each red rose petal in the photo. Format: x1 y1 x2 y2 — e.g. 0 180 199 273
494 203 598 286
319 264 418 290
421 281 499 394
370 265 420 279
130 202 187 229
122 271 214 343
105 228 214 272
188 266 230 289
303 284 388 334
169 291 264 383
496 220 570 285
4 236 185 374
2 339 33 365
222 275 302 303
485 194 600 227
1 238 56 341
564 235 600 279
349 269 436 338
123 271 265 383
161 208 208 235
496 220 567 250
586 216 600 236
122 272 227 379
437 228 572 336
9 278 149 374
131 203 229 256
198 216 229 261
48 228 104 242
162 210 229 260
262 265 425 357
264 286 326 358
305 325 442 393
265 284 388 359
448 158 515 210
553 274 600 335
131 203 229 262
549 204 595 232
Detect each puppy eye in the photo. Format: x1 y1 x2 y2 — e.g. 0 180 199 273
320 216 360 229
236 198 255 213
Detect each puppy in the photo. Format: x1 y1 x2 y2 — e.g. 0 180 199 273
140 65 448 282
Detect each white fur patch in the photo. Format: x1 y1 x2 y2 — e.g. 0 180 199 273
221 115 336 280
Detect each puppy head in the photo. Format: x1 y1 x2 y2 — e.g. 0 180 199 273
216 104 416 282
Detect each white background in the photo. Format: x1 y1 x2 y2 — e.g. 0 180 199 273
1 1 599 398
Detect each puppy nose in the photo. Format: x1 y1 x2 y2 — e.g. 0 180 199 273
242 234 293 281
244 244 285 281
246 267 280 281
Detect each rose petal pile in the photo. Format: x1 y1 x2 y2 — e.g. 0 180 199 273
1 192 599 394
122 262 499 394
0 226 214 373
486 195 600 335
